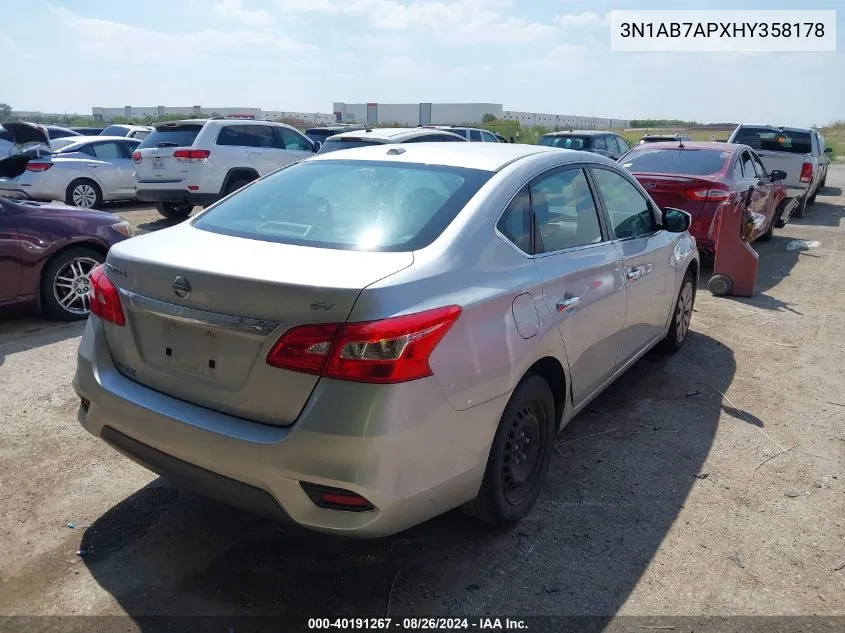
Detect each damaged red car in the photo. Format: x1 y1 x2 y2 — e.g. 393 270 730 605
619 141 796 258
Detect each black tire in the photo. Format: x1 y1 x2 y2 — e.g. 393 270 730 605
224 177 253 197
40 246 104 321
155 202 193 221
65 179 102 209
659 270 695 353
708 274 733 297
792 195 807 218
462 374 555 526
759 204 780 241
807 191 817 206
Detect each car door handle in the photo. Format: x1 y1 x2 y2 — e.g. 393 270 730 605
557 296 581 312
87 163 99 168
626 269 642 281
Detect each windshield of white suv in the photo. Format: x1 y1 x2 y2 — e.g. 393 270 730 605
193 160 492 251
137 124 204 149
318 138 383 154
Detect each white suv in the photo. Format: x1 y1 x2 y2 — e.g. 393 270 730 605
133 118 317 220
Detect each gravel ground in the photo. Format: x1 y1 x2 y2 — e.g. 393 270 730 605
0 168 843 629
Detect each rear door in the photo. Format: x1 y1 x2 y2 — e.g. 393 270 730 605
528 166 627 406
590 165 675 363
242 124 285 175
88 141 134 196
215 125 250 173
0 207 22 303
739 149 773 237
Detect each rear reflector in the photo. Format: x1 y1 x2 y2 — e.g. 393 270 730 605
173 149 210 162
799 162 813 183
300 483 374 512
89 265 125 326
266 305 461 384
131 151 141 163
25 162 52 172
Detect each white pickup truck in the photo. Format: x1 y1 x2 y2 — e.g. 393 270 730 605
728 125 830 222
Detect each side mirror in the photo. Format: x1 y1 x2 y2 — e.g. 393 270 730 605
824 147 832 154
662 207 691 233
770 169 787 182
313 140 322 152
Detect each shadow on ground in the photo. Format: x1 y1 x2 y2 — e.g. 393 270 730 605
80 331 733 628
0 313 84 367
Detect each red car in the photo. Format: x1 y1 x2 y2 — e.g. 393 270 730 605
619 141 793 257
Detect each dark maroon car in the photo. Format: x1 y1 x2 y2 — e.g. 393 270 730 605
0 122 132 320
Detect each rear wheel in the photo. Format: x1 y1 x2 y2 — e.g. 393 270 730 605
659 270 695 353
462 374 554 526
792 195 807 218
808 190 817 206
155 202 193 221
759 204 781 241
65 179 102 209
41 246 104 320
223 177 253 197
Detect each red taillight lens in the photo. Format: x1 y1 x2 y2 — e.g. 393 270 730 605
131 151 142 163
799 162 813 183
173 149 210 162
25 162 53 172
266 323 341 375
89 265 125 326
686 188 730 201
300 483 374 511
266 305 462 384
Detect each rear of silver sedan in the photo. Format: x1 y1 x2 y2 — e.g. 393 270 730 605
73 151 514 537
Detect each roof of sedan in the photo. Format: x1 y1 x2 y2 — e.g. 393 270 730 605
308 142 571 172
543 130 612 136
326 127 464 141
632 140 744 152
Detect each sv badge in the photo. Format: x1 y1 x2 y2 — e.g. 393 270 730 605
310 302 334 311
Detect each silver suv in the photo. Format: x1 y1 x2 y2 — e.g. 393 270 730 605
133 118 318 220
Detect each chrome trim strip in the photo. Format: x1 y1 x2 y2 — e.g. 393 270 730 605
118 289 282 335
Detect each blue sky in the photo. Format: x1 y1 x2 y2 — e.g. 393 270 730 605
3 0 843 126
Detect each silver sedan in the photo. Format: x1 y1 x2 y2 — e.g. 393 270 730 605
74 143 699 537
0 136 141 208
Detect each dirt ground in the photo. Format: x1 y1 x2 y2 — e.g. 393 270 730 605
0 168 843 630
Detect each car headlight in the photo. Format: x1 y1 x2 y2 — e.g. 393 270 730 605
111 220 135 237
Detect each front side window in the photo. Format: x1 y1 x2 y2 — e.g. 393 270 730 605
591 167 656 239
277 127 313 151
615 136 630 153
481 131 498 143
531 168 603 253
193 160 492 252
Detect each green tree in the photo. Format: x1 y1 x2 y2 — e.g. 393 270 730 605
481 113 497 123
0 103 13 122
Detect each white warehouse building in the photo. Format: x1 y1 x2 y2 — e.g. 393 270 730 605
91 105 334 124
332 102 628 129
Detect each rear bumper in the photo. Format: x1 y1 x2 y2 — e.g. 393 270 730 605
136 188 219 207
73 318 505 537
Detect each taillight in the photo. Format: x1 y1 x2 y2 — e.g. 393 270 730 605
266 305 462 384
25 162 53 172
89 265 125 326
799 162 813 183
131 151 142 163
173 149 210 162
686 188 730 201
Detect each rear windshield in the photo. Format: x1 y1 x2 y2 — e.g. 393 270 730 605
193 160 492 251
733 127 811 154
100 125 128 136
621 149 730 175
137 124 203 149
539 136 588 150
317 138 382 154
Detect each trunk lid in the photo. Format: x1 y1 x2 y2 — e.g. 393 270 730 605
102 223 413 426
753 151 809 189
631 174 718 218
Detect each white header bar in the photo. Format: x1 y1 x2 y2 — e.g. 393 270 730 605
610 10 836 52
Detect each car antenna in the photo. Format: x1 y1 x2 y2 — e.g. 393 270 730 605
678 138 685 149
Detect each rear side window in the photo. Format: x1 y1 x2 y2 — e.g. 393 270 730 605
217 125 246 146
193 160 492 252
137 124 203 149
434 134 466 142
621 149 730 176
317 139 382 153
733 127 812 154
91 142 124 159
497 187 531 252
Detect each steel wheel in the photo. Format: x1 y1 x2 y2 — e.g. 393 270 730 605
675 280 694 342
52 256 99 316
501 398 547 506
72 183 98 208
